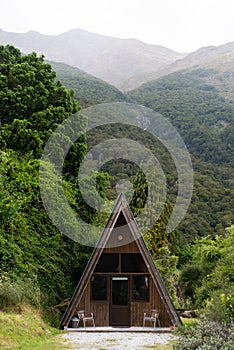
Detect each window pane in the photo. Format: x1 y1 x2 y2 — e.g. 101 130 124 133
133 275 149 301
121 253 147 272
94 253 119 272
91 276 107 300
112 278 129 305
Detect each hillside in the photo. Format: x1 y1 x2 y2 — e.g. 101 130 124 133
49 61 125 107
124 42 234 90
1 29 233 92
0 308 66 349
126 67 234 239
37 58 234 241
127 68 234 167
0 28 185 89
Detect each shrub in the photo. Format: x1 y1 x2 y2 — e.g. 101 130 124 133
173 316 233 350
179 263 205 307
203 291 234 324
0 273 41 311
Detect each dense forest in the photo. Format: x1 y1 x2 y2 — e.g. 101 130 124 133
0 45 233 340
126 69 234 239
50 61 126 107
127 69 234 166
54 62 233 240
0 46 93 320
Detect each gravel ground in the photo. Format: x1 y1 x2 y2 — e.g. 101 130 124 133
61 332 177 349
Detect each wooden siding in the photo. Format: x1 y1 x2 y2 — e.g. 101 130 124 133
71 275 171 327
72 280 109 326
130 278 171 327
104 239 139 253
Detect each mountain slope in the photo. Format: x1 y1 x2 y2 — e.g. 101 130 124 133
49 61 125 107
124 42 234 90
0 42 233 243
127 68 234 167
0 28 185 89
126 67 234 239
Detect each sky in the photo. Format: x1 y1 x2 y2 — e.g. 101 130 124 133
1 0 234 52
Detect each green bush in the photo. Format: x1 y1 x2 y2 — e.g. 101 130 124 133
203 292 234 324
173 316 233 350
0 273 41 310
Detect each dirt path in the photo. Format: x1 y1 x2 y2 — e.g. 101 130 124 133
61 332 177 349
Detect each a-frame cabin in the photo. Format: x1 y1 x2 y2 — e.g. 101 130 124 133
61 193 181 328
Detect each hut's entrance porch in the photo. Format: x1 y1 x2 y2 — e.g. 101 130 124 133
110 276 130 326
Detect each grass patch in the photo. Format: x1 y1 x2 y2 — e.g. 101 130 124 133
0 307 70 350
180 317 198 325
175 317 199 333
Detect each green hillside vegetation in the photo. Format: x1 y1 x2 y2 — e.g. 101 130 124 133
127 68 234 167
178 158 233 240
125 41 234 91
86 121 233 240
0 45 233 348
125 68 234 239
50 61 125 107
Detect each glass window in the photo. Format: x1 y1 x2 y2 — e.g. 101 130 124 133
121 253 147 272
94 253 119 272
91 275 107 300
112 277 129 305
133 275 149 301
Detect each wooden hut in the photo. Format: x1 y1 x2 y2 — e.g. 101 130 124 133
61 193 181 328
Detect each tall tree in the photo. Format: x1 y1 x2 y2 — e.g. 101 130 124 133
130 167 180 304
0 45 79 157
0 45 93 316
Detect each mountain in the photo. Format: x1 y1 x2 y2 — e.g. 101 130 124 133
0 40 233 245
124 42 234 90
127 67 234 167
0 28 185 90
126 67 234 239
52 57 234 240
49 61 125 107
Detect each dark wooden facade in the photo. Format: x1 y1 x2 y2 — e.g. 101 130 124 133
61 194 181 328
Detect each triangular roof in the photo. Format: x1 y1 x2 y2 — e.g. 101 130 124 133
61 193 181 327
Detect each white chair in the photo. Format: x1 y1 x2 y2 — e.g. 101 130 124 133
143 309 161 328
77 310 95 328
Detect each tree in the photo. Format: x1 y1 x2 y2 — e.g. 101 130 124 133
0 45 78 156
130 166 180 304
0 45 93 319
179 226 234 320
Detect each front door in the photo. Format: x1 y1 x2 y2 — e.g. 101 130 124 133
110 276 130 326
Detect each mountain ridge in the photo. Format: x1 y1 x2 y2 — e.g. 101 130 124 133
0 28 186 89
0 28 233 91
123 41 234 90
